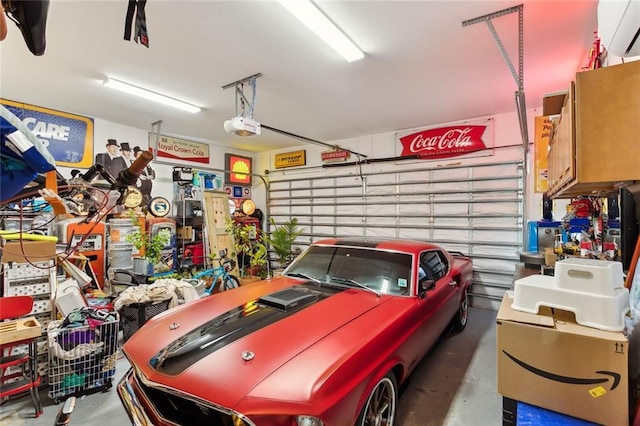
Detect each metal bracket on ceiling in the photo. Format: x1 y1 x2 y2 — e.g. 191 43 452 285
462 4 529 150
150 120 162 151
222 73 263 118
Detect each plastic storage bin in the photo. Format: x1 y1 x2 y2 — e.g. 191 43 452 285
120 300 170 342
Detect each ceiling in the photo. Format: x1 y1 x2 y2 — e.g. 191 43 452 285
0 0 598 153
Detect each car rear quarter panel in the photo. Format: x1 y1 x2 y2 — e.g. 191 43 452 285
450 254 473 289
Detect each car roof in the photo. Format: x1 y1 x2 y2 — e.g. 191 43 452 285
312 238 443 255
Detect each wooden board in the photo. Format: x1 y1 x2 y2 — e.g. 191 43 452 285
202 191 237 274
0 316 42 345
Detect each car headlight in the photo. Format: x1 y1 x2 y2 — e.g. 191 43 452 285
296 415 324 426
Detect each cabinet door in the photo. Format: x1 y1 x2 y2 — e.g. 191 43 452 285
555 82 576 189
575 60 640 184
547 83 575 195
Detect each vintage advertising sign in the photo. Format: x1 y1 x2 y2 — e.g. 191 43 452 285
397 118 493 160
1 98 94 167
534 116 552 193
321 149 350 163
275 150 306 169
225 153 252 186
148 133 210 164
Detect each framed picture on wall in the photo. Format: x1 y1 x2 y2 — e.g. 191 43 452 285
225 153 252 186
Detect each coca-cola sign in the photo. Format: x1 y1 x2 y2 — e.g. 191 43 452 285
398 122 490 159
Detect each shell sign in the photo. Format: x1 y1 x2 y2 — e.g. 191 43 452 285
225 153 252 186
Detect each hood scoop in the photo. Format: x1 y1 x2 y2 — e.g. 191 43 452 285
258 287 318 312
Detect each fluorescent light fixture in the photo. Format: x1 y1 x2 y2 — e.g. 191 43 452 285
103 78 201 113
277 0 364 62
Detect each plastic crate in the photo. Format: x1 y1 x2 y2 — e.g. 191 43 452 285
120 300 170 342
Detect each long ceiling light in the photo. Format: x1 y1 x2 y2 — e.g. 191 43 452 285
103 78 201 113
277 0 364 62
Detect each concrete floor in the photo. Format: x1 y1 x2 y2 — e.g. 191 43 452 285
0 307 501 426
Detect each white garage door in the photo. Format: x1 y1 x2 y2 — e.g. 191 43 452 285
267 158 524 310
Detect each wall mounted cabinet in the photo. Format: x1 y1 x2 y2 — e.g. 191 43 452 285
547 60 640 199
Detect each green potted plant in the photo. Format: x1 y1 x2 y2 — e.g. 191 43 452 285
266 217 303 271
226 220 268 283
126 225 171 275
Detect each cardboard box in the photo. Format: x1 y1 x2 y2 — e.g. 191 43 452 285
1 240 56 264
177 226 193 240
497 291 629 426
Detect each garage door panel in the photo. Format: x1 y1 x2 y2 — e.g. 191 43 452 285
267 159 523 309
432 203 470 214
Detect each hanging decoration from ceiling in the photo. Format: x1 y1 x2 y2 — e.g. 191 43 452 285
2 0 50 55
124 0 149 47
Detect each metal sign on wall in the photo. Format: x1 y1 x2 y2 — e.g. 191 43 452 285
275 150 306 169
1 98 94 167
148 133 210 164
225 153 252 186
321 149 350 163
396 118 494 160
533 116 551 193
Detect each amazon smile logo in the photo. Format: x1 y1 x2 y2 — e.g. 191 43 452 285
502 351 621 390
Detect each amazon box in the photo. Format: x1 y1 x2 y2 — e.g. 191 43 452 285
497 291 628 426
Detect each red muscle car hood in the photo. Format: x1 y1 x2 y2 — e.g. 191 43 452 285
122 277 392 409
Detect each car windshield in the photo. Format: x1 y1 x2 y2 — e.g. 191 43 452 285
285 245 412 296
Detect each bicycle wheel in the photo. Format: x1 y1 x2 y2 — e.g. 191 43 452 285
223 275 240 291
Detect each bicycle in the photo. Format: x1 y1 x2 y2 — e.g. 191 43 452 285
191 249 240 296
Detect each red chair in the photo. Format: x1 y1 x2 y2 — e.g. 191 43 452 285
0 295 44 417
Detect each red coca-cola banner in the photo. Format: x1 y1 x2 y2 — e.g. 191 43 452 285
397 120 492 159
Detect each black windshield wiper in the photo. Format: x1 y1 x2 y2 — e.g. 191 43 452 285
285 272 322 286
329 276 381 297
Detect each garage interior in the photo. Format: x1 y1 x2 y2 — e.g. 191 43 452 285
1 0 639 425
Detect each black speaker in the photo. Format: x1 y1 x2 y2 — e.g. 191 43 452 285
542 192 553 221
607 193 620 220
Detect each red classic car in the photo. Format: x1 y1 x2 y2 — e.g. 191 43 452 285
117 238 473 426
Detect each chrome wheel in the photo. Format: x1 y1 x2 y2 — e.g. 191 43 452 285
357 373 397 426
454 290 468 331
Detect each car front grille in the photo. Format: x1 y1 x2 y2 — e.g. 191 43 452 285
134 372 253 426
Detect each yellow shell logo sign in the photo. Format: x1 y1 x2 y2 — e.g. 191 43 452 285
232 160 250 182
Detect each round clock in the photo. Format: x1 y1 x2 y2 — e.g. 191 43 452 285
148 197 171 217
228 199 237 215
123 187 143 208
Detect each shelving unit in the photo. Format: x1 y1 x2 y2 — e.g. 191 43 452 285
173 181 205 270
2 260 57 385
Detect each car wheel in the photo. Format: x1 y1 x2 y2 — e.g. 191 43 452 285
453 289 468 332
356 372 397 426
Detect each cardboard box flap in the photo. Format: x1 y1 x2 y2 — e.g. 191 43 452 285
498 291 627 341
497 291 555 328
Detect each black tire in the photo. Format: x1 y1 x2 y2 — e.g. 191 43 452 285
356 372 397 426
452 289 469 332
223 275 240 291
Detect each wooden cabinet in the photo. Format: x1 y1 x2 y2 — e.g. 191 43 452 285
547 60 640 199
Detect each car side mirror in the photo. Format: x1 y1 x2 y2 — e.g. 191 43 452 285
418 279 435 298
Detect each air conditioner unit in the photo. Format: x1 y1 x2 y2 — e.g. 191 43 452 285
223 116 261 137
598 0 640 57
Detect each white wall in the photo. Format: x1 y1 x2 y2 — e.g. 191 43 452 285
56 118 255 206
255 108 552 226
62 108 568 228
